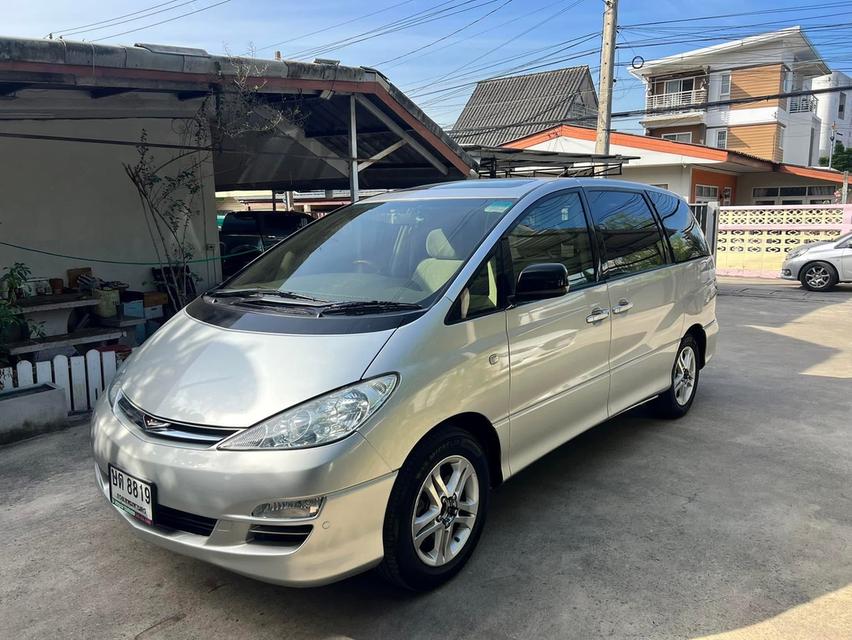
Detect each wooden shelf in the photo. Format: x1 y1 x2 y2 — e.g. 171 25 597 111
12 294 98 315
7 328 125 356
98 316 146 328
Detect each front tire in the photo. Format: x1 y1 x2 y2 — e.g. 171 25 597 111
378 427 489 591
800 261 838 291
653 335 700 419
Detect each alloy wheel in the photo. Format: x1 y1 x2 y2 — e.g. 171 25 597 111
805 265 830 289
411 455 479 567
674 345 697 406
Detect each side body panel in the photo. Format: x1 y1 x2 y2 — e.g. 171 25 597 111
605 267 681 415
505 285 612 475
838 245 852 280
360 296 512 478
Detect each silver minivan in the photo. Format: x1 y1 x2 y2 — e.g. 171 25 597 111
92 179 718 590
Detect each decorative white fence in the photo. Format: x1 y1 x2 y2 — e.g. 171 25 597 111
0 349 118 413
715 204 852 277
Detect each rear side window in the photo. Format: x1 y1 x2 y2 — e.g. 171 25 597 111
647 192 710 262
585 190 668 277
505 191 597 291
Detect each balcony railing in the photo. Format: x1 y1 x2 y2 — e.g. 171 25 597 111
788 95 817 113
646 88 707 112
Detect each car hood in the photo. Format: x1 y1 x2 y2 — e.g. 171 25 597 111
117 310 394 428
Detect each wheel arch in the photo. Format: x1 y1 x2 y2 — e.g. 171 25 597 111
406 412 504 488
800 259 839 280
685 323 707 369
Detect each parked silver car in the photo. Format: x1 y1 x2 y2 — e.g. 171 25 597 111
92 179 718 590
780 232 852 291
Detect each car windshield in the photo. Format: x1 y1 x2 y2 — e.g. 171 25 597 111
219 197 516 306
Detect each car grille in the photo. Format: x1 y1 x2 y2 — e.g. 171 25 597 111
116 395 239 445
155 504 218 537
248 524 313 546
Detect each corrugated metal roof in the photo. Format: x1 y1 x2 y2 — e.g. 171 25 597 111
451 66 598 147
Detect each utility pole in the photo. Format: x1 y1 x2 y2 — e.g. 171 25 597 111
829 121 837 169
595 0 619 155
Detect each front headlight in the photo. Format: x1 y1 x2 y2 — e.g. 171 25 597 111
218 374 398 450
787 246 809 260
107 358 132 407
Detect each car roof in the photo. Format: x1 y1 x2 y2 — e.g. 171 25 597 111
368 178 679 203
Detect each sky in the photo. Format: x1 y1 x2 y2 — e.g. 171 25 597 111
6 0 852 134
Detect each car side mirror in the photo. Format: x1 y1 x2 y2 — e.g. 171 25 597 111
513 263 570 302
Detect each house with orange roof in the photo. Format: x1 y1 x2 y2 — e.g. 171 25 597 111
503 124 847 206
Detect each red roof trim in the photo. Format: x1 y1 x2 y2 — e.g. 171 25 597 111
507 124 845 181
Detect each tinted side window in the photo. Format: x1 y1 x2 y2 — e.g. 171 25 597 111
505 191 596 291
647 192 710 262
586 190 668 277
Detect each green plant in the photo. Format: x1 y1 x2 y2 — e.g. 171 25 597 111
0 262 32 305
0 262 34 377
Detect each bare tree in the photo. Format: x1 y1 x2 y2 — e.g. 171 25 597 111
123 52 305 310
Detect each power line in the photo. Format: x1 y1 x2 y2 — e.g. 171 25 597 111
374 0 514 68
403 0 585 93
50 0 183 36
56 0 206 39
250 0 418 55
447 84 852 139
621 0 852 29
285 0 496 61
89 0 234 43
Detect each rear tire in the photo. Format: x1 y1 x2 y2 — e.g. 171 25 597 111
378 426 489 591
800 261 838 291
653 335 700 419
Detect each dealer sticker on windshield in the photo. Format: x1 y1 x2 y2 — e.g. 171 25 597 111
108 464 155 525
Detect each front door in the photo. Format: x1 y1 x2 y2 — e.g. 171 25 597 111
838 239 852 280
585 188 681 415
504 190 612 474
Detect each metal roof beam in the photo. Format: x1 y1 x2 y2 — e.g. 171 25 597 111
354 94 447 175
357 139 407 172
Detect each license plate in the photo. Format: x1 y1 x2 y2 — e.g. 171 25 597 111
108 465 155 525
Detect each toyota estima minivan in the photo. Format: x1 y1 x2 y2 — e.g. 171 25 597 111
93 178 718 590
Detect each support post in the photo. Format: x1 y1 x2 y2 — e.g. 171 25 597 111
843 170 849 204
349 94 359 203
595 0 618 155
271 190 276 213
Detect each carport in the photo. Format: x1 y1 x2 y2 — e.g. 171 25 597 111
0 37 477 293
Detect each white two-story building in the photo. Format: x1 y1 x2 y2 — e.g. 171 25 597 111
631 27 829 167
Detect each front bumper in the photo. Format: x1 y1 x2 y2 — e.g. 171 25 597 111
91 395 396 586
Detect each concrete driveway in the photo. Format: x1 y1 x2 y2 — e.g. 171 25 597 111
2 280 851 640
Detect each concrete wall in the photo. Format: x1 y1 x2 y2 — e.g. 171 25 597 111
0 117 220 291
614 165 693 199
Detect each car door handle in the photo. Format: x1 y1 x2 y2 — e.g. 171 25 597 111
612 299 633 314
586 308 610 323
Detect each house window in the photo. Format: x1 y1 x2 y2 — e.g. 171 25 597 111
661 132 693 143
694 185 719 202
720 73 731 97
715 129 728 149
663 77 694 94
650 183 669 190
839 93 846 119
752 185 836 205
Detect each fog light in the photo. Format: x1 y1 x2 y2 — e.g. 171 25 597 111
781 269 792 276
252 497 324 519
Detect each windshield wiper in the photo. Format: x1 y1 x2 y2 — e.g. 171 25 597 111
319 300 423 316
209 288 328 303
